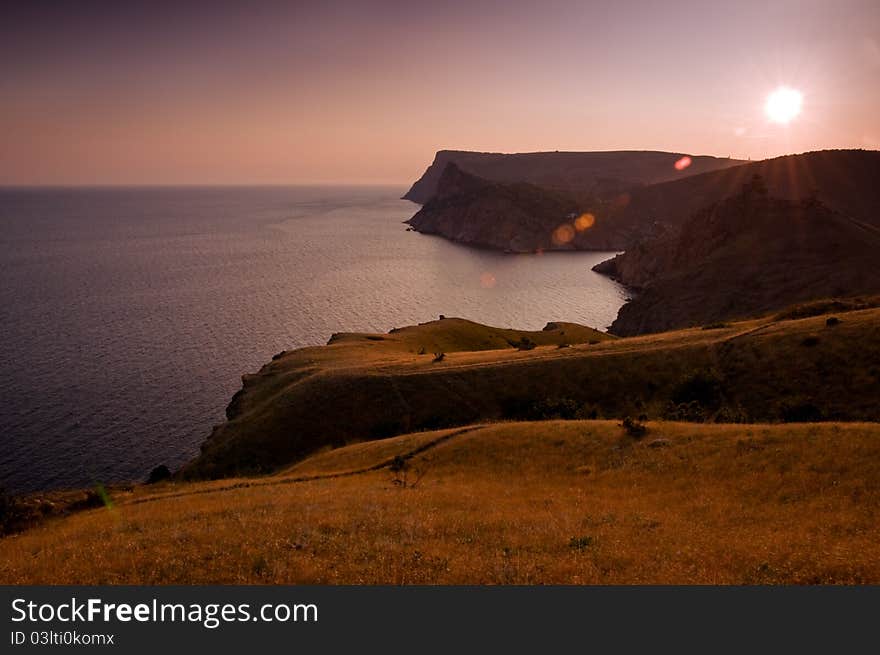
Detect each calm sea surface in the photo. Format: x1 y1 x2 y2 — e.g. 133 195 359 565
0 186 626 492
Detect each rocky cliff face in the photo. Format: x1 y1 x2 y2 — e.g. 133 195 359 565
405 163 594 252
403 149 746 204
598 175 880 335
405 149 880 255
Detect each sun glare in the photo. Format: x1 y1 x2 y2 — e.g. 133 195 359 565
765 86 803 124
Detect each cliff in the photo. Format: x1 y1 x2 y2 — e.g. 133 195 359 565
403 149 745 204
601 149 880 246
406 149 880 255
598 175 880 335
404 163 601 252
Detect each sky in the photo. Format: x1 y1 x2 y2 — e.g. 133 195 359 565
1 0 879 185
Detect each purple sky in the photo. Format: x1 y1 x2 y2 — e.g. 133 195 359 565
2 0 878 184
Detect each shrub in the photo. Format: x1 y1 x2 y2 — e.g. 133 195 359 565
825 316 841 327
417 346 426 355
510 337 536 351
68 489 105 512
568 535 594 551
663 401 708 422
702 321 731 330
0 488 25 535
577 404 601 420
714 404 750 423
146 465 171 484
389 455 429 488
528 398 580 420
620 416 647 438
432 352 445 362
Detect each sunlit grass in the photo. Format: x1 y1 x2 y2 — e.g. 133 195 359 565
2 420 878 584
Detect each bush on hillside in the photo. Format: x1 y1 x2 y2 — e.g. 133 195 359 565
146 465 172 484
509 337 536 351
620 416 647 438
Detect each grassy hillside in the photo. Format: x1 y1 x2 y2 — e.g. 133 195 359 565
3 420 879 584
185 305 880 480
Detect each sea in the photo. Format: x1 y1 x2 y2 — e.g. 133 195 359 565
0 186 627 492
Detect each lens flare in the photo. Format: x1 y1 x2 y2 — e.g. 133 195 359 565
574 213 595 231
552 224 575 245
674 156 692 171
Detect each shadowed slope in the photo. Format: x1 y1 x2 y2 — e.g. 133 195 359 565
596 175 880 335
405 163 587 252
185 306 880 480
601 149 880 247
406 149 878 253
184 318 613 479
403 149 745 204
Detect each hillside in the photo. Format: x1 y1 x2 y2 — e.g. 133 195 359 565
405 149 880 255
185 304 880 481
595 176 880 335
3 420 879 584
598 149 880 247
185 317 613 479
405 163 595 252
403 149 745 204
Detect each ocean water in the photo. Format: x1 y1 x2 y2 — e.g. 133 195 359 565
0 186 627 492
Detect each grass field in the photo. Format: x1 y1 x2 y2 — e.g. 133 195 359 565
3 420 879 584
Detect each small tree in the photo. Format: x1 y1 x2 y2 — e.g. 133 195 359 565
389 456 430 488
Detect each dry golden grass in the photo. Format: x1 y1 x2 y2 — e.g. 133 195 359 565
188 306 880 479
3 420 879 584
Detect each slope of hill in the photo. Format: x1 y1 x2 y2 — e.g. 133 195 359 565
185 305 880 481
406 149 880 255
596 175 880 335
403 149 745 204
184 318 613 479
405 163 593 252
603 149 880 244
4 420 880 584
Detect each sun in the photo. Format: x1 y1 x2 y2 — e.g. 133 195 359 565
765 86 803 124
